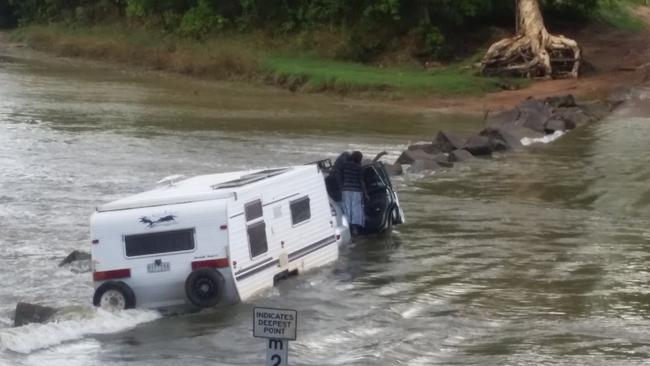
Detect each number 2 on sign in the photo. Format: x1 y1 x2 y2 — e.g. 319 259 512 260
266 338 288 366
271 355 281 366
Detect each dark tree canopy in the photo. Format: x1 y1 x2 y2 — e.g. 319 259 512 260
0 0 604 60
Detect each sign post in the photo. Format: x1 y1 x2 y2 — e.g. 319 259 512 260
253 307 298 366
265 338 288 366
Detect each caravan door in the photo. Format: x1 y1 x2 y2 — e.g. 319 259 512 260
228 198 277 302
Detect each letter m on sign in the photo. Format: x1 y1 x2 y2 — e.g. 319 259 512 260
269 339 284 350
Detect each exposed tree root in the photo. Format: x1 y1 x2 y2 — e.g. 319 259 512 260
479 0 581 79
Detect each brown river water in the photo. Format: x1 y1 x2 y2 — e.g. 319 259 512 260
1 48 650 365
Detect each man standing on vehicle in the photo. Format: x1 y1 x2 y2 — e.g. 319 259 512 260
340 151 367 236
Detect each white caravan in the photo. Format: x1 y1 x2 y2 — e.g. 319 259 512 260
90 165 348 310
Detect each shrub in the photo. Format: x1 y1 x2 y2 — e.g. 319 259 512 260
413 23 447 61
179 0 225 38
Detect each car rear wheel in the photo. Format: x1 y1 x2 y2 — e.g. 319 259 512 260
93 281 136 311
185 269 225 308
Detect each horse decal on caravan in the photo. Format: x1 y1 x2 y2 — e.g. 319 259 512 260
139 214 177 228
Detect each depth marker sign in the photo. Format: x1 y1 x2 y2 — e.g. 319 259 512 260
253 307 297 340
253 307 298 366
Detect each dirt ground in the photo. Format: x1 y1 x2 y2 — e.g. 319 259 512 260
399 6 650 113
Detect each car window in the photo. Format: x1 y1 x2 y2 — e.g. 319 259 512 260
373 163 393 190
363 167 387 192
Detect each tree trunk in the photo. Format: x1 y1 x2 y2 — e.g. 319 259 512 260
479 0 581 79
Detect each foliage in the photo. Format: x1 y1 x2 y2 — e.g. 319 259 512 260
2 0 642 59
0 0 17 28
542 0 600 19
594 0 646 30
179 0 225 38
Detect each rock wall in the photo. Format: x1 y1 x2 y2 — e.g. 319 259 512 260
391 95 618 175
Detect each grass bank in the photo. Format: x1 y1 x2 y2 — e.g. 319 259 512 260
264 56 519 96
9 24 515 97
10 25 261 80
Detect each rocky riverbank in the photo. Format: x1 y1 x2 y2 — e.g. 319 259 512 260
388 94 618 175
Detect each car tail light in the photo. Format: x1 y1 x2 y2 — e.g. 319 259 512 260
336 234 341 240
192 258 229 270
93 268 131 281
92 239 99 244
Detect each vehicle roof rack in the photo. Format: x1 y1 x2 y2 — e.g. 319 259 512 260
307 159 332 171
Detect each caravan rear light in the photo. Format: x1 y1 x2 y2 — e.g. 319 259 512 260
192 258 229 270
93 268 131 281
220 224 228 230
92 239 99 244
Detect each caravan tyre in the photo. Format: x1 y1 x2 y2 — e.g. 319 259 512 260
185 269 225 308
93 281 136 311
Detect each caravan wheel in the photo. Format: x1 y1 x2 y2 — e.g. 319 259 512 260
93 281 136 311
185 269 225 308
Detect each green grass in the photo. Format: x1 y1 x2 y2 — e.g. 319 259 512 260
11 24 525 97
595 0 647 31
264 56 525 96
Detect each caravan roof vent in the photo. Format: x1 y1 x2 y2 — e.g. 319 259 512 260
211 168 290 190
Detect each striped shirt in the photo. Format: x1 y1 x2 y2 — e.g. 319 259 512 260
340 161 363 192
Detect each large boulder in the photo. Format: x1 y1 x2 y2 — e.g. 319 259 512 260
550 106 594 128
480 125 545 150
395 149 435 165
396 149 453 167
485 108 520 129
487 98 554 133
515 99 553 133
14 302 57 327
580 101 616 121
384 163 403 176
59 250 91 267
431 154 454 168
406 142 443 155
464 135 495 156
448 149 474 162
435 131 466 153
544 118 575 132
544 94 577 108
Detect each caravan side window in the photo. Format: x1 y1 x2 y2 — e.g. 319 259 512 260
290 196 311 225
245 199 268 258
245 200 263 221
247 222 268 257
124 229 195 257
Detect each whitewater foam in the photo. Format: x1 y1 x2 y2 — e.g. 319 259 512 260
0 308 160 354
0 317 11 328
521 130 565 146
